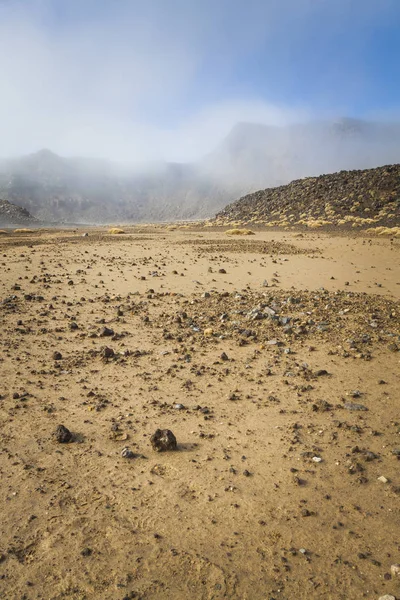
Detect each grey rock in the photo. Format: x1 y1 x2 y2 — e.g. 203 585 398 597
121 447 135 459
344 402 368 411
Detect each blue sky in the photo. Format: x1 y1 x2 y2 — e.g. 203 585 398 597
0 0 399 161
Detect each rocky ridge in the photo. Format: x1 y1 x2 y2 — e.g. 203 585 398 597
0 198 38 226
215 164 400 231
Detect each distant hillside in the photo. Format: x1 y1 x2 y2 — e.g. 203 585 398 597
214 164 400 230
0 118 399 223
0 151 234 224
0 198 38 226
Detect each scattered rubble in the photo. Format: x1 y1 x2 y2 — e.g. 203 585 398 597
0 225 398 600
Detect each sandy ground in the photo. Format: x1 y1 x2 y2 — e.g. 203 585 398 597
0 227 399 600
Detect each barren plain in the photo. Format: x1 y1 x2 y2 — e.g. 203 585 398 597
0 226 399 600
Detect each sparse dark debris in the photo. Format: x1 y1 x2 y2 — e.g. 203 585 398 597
0 216 399 600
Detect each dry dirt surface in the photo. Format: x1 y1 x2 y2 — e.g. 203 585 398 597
0 226 399 600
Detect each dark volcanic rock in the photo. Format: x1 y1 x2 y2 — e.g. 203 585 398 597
99 326 114 337
150 429 177 452
215 164 400 229
102 346 115 359
55 424 73 443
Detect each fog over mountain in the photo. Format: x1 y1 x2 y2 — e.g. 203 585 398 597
0 118 399 223
205 118 400 188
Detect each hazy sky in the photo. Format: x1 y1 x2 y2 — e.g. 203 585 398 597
0 0 399 162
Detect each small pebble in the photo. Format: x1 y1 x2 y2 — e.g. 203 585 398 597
391 564 400 577
344 402 368 411
121 447 135 459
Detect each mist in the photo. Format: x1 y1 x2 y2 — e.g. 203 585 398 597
0 0 399 163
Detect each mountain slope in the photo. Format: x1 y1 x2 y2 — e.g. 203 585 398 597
214 164 400 230
0 151 236 223
0 198 38 226
0 118 399 223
